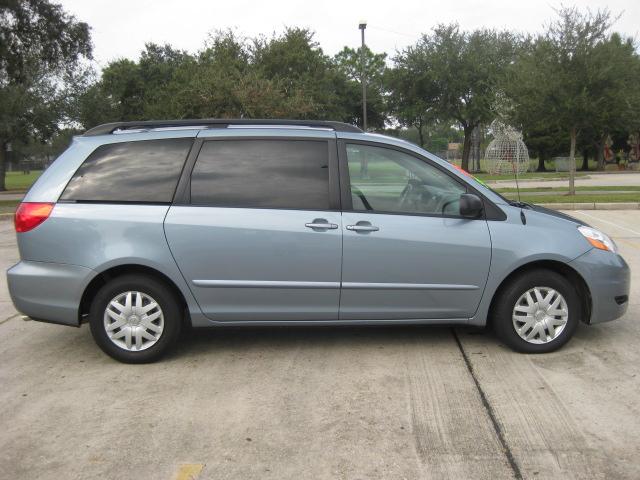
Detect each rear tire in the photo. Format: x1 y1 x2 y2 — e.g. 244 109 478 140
492 269 580 353
89 274 181 363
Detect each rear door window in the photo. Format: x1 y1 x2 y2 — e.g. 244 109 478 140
190 139 330 210
61 138 193 203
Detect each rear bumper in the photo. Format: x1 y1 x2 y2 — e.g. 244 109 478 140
7 260 94 327
570 248 631 324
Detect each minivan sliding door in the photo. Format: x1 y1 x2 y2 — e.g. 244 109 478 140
164 134 342 322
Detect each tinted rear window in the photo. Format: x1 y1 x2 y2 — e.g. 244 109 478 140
61 138 192 203
190 140 330 210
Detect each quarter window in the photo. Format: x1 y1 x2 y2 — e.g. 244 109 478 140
346 144 466 216
190 140 330 210
61 138 193 203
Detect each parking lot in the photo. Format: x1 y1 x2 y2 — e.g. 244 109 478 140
0 210 638 480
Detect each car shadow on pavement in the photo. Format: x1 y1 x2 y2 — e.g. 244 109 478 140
166 324 491 361
9 318 501 366
17 315 624 365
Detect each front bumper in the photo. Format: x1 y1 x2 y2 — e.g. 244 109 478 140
569 248 631 324
7 260 94 327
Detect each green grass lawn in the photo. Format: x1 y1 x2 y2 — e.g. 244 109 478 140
501 192 640 204
495 186 640 193
5 170 42 191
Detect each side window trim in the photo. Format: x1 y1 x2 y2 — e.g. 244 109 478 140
173 136 341 211
337 139 502 220
172 138 204 205
60 138 194 204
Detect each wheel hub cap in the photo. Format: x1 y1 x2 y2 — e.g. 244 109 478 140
103 291 164 352
512 286 568 344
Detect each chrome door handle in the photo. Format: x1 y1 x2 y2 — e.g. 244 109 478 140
305 221 338 230
346 224 379 232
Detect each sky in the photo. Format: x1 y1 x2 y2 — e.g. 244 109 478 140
58 0 640 69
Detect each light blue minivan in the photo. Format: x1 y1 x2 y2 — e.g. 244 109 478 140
7 120 630 362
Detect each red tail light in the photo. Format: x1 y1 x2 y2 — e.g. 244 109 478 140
15 202 55 233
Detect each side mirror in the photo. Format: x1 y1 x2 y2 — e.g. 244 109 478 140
459 193 483 218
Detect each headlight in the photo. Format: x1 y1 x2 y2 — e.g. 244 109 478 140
578 225 617 253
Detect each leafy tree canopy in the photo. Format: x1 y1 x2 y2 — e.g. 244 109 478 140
0 0 92 190
391 24 518 168
506 7 640 183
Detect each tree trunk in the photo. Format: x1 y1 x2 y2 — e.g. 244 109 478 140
537 155 546 172
417 118 425 147
461 126 472 171
595 138 606 171
580 149 589 171
471 125 481 173
0 141 6 192
569 127 577 196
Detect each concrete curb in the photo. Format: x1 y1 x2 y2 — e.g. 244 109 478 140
541 202 640 211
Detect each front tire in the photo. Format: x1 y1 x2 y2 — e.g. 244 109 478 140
492 269 580 353
89 274 182 363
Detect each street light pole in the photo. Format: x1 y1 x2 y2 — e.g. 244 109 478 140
359 21 367 132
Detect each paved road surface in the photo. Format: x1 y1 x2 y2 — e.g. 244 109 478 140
0 211 638 479
0 192 24 201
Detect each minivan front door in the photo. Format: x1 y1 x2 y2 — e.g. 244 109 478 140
339 142 492 320
165 135 342 322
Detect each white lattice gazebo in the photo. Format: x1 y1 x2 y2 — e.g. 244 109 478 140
482 122 530 175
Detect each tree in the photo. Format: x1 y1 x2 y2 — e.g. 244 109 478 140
396 24 517 170
172 31 250 118
507 7 639 193
0 0 91 190
11 128 79 169
523 124 567 172
333 46 388 129
252 28 348 120
79 42 194 125
388 44 440 147
436 26 518 171
586 33 640 170
79 29 333 127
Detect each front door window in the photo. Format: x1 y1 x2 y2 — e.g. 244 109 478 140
346 144 466 216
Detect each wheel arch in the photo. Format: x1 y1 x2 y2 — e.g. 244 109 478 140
79 264 190 327
487 259 592 326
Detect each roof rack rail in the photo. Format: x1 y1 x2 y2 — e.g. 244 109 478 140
83 119 363 136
